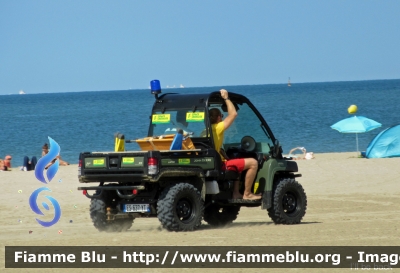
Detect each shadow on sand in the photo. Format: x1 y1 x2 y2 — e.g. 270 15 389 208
197 220 321 231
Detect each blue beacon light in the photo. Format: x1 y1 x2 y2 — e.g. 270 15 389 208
150 80 162 95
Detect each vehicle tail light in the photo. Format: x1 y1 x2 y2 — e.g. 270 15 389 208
148 157 158 175
132 189 138 195
78 160 82 167
82 190 87 195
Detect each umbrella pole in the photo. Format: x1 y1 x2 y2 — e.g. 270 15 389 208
356 133 359 155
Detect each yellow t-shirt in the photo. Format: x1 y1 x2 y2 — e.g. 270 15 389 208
212 122 225 161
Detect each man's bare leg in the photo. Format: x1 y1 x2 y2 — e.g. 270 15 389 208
243 158 262 200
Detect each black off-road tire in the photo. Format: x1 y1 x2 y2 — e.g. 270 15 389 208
203 205 240 227
89 189 133 232
157 183 204 231
267 178 307 224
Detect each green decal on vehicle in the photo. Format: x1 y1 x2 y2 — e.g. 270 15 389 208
85 158 106 168
121 157 144 168
123 157 134 163
152 114 170 124
179 159 191 164
186 112 205 122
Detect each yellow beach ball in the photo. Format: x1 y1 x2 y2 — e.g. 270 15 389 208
348 105 357 114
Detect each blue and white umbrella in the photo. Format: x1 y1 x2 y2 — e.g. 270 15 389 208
331 116 382 152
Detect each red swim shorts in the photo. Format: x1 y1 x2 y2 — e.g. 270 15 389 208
223 158 245 173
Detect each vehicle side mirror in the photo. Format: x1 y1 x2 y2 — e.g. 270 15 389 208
274 139 280 156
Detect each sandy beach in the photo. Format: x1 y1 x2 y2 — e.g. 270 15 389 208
1 152 399 272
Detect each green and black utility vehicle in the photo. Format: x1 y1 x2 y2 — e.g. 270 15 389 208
78 81 307 232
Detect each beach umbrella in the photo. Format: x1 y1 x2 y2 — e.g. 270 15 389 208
331 116 382 153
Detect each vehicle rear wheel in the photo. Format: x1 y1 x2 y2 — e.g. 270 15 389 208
157 183 204 231
90 189 133 232
267 178 307 224
203 205 240 226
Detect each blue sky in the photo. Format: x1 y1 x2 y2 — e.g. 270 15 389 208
1 0 399 94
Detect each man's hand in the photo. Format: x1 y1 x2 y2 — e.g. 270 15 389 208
220 89 229 99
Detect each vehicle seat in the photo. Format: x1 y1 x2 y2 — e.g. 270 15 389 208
210 148 239 181
224 166 240 181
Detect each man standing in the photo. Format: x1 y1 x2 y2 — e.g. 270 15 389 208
209 89 261 200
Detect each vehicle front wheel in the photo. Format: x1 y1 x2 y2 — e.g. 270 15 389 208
157 183 204 231
267 178 307 224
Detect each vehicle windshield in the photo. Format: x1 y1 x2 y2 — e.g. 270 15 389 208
209 101 274 153
148 99 274 154
149 108 207 138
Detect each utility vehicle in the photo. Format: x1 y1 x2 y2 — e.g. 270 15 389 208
78 81 307 232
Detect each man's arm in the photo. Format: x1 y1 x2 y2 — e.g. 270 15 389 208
220 89 237 130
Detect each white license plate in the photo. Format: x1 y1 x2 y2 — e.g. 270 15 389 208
124 204 150 213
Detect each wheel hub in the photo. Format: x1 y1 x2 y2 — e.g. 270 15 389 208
176 199 193 221
282 192 297 213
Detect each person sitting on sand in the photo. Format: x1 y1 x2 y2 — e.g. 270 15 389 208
4 155 12 170
0 159 7 171
210 89 261 200
287 147 315 160
42 143 69 168
21 156 38 171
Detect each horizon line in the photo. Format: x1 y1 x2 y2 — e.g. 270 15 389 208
2 78 399 96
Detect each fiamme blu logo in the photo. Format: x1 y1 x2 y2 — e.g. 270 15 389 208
29 137 62 227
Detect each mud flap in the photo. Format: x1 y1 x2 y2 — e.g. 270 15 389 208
201 180 206 201
261 190 272 210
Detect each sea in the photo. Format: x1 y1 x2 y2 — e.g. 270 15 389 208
1 79 399 166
